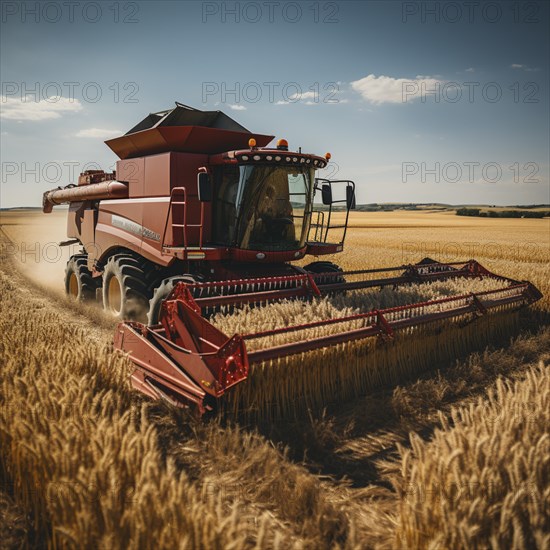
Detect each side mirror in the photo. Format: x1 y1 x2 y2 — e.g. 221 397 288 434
346 185 356 210
321 184 332 206
197 172 212 202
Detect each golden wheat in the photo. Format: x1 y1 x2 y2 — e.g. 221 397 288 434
214 278 521 421
393 361 550 550
0 264 364 548
1 209 548 549
0 270 263 548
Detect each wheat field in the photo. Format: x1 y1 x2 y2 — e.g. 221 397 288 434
0 209 548 548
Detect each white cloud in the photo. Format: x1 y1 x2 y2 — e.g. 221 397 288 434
0 96 83 121
288 91 317 101
510 63 539 72
350 74 443 105
276 95 312 105
75 128 121 139
465 67 475 72
277 90 347 106
229 104 247 111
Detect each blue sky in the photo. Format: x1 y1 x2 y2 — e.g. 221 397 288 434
1 0 549 207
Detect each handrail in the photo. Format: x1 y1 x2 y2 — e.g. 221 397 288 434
161 186 205 253
161 186 187 250
310 179 355 245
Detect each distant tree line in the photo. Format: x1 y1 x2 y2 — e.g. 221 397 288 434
456 208 549 219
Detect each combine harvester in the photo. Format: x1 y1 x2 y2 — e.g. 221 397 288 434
43 103 542 418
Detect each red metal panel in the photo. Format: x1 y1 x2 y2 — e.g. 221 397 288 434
144 153 172 197
229 247 308 263
306 242 343 255
81 209 96 262
66 202 83 240
114 323 207 410
117 158 145 198
94 202 144 262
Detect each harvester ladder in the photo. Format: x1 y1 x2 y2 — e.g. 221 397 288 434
161 186 205 253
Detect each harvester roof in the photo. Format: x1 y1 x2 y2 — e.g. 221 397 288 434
105 103 274 159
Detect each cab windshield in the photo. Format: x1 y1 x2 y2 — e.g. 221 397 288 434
213 164 313 251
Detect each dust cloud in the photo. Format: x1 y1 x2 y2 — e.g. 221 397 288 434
0 209 79 295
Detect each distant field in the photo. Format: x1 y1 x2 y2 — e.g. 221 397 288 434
316 210 549 311
0 208 549 548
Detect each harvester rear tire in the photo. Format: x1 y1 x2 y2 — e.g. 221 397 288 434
102 254 150 322
64 255 99 302
147 275 197 326
303 261 345 285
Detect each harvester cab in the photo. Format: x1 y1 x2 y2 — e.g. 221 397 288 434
201 139 356 259
42 103 542 418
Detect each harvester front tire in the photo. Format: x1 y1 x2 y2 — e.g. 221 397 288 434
147 275 197 326
303 261 345 285
65 255 99 302
102 255 150 322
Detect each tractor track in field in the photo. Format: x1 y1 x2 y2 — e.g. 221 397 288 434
0 225 115 345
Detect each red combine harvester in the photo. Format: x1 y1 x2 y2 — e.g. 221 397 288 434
43 103 542 414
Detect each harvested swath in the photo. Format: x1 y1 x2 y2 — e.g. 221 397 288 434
214 278 521 421
394 361 550 550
